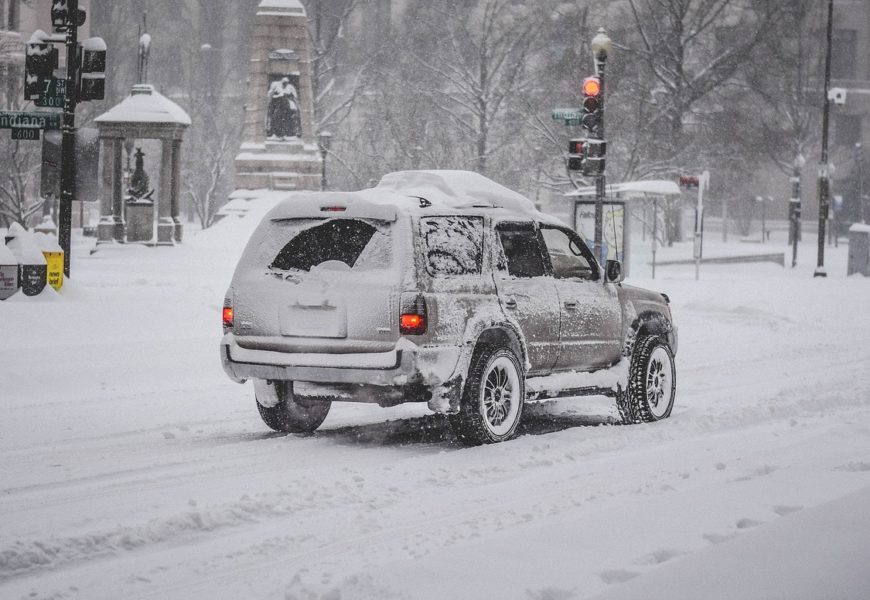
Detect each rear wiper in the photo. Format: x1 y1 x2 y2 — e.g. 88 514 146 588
266 265 301 283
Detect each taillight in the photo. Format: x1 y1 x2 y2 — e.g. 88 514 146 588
400 294 427 335
222 306 234 330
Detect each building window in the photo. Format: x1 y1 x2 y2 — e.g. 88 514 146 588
835 114 862 147
7 0 20 31
832 29 857 80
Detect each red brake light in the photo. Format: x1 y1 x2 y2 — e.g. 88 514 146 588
400 294 428 335
400 313 426 334
320 206 346 212
222 306 234 329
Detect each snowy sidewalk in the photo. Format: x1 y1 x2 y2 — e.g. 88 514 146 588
591 484 870 600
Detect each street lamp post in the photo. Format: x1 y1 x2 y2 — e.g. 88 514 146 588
790 153 805 267
856 143 866 224
318 131 332 191
590 28 612 265
815 0 834 277
756 195 773 243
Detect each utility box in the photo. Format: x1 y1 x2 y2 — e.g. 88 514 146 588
0 243 19 300
5 223 47 296
848 223 870 276
34 232 64 291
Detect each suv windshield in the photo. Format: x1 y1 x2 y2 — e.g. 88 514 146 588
269 219 392 273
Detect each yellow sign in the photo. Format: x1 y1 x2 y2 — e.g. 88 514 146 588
43 250 64 290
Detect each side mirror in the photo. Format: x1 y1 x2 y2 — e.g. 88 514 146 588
605 260 624 283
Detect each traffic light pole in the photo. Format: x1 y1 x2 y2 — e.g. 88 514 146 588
58 0 79 277
815 0 834 278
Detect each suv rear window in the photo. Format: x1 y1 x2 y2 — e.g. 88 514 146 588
420 216 484 276
270 219 391 272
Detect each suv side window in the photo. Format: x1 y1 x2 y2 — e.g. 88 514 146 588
420 216 484 276
496 223 547 278
540 226 599 281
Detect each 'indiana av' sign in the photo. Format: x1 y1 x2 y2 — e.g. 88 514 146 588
0 111 61 130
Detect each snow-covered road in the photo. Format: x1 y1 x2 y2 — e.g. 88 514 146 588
2 223 869 600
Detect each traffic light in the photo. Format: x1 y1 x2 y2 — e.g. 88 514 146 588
580 76 602 136
568 139 586 171
678 176 700 190
24 42 59 100
51 0 86 33
584 139 606 175
78 38 107 101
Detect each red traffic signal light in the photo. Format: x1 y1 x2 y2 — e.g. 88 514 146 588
582 77 601 97
679 176 699 189
580 76 602 135
568 139 586 155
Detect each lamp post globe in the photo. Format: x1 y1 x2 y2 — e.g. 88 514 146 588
591 27 612 60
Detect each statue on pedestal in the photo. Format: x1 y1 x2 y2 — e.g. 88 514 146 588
127 148 154 201
266 77 301 140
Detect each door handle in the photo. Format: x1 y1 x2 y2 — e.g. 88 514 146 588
504 298 517 309
564 301 578 310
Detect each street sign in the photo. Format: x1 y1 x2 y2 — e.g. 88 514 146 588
12 127 41 141
35 78 65 108
0 111 61 130
552 108 583 122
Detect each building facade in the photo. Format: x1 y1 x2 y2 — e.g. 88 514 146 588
831 0 870 227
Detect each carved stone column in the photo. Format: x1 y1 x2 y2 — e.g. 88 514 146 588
157 138 174 245
111 138 125 242
96 137 116 243
170 139 183 242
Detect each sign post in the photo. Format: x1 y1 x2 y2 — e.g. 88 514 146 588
693 171 710 280
58 0 81 278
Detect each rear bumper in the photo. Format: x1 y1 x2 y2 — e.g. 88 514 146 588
220 334 460 389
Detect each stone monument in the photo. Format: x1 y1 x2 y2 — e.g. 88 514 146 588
234 0 322 191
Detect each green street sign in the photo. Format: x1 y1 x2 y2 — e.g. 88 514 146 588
35 78 65 108
0 111 61 131
12 126 41 141
552 108 583 121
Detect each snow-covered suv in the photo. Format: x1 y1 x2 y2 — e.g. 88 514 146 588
221 170 677 444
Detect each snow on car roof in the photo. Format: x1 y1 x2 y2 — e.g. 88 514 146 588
263 170 562 224
373 170 537 212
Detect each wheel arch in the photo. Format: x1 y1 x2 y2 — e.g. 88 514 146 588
625 311 675 356
473 325 526 368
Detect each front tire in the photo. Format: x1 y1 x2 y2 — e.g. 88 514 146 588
617 335 676 424
449 345 525 445
254 380 331 433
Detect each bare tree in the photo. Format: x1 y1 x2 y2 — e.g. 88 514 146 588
613 0 781 242
0 138 43 228
408 1 542 175
185 131 236 229
0 55 43 228
304 0 368 132
745 0 824 172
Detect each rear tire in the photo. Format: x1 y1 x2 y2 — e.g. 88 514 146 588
254 380 331 433
449 344 525 445
617 335 675 424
